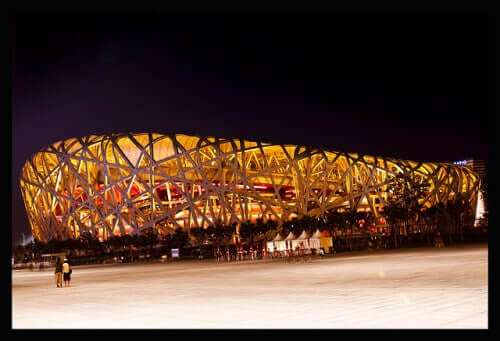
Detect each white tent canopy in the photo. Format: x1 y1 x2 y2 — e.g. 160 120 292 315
312 229 323 238
310 229 333 252
273 233 284 241
267 232 287 252
308 230 322 250
292 230 310 249
297 230 310 240
267 230 333 253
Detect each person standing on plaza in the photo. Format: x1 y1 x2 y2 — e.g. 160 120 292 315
216 248 222 263
299 242 306 262
62 258 72 287
54 257 63 288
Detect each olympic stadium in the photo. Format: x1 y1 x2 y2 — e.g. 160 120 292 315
19 133 481 242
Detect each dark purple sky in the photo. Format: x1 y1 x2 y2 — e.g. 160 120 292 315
12 11 489 242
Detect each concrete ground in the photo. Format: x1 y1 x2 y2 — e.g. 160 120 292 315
12 244 488 329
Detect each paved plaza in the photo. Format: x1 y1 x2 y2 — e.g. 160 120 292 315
12 244 488 329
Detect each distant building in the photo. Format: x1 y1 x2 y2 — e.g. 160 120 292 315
17 233 34 247
454 159 487 226
453 159 487 181
21 133 482 241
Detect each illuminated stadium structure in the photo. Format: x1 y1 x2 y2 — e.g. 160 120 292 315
20 133 481 241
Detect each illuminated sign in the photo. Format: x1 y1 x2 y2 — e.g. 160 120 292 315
453 160 469 166
171 248 179 258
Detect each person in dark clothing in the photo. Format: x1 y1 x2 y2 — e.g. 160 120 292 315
54 258 63 288
216 248 222 262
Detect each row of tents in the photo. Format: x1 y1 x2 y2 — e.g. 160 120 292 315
266 229 333 253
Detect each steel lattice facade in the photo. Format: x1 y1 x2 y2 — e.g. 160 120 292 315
20 133 481 241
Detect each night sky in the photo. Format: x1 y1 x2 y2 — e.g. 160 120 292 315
11 11 489 242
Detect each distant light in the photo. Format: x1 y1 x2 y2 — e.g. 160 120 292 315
453 160 468 166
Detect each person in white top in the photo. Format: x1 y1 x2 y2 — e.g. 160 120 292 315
62 259 72 287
